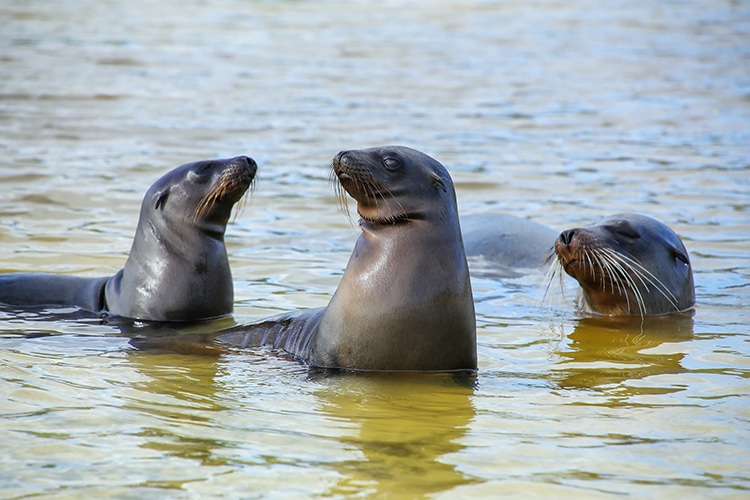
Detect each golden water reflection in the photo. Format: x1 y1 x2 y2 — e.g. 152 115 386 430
314 375 478 497
123 342 479 497
552 313 695 391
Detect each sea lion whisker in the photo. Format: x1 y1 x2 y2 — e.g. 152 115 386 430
600 248 646 291
598 250 632 305
193 192 215 221
204 191 220 218
606 255 646 314
539 255 558 305
350 172 408 224
603 247 680 308
233 175 256 221
329 163 357 224
354 173 373 204
232 188 249 222
338 183 352 222
581 251 593 281
607 250 674 297
600 250 631 295
591 252 604 289
601 249 662 317
594 250 626 299
334 178 352 220
602 248 680 311
377 187 397 223
583 246 653 317
595 250 647 316
194 173 240 222
621 266 648 317
585 250 605 292
359 178 383 220
194 185 228 221
383 180 407 218
540 256 567 310
540 256 557 298
366 180 382 214
592 250 619 292
598 251 642 315
376 183 408 223
558 258 567 299
622 270 648 318
550 249 575 302
602 249 645 315
590 251 610 294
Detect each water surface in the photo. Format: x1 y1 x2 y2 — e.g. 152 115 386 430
1 0 749 497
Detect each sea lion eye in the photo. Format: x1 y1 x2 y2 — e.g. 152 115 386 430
612 222 640 239
383 157 401 171
673 248 690 265
188 162 214 183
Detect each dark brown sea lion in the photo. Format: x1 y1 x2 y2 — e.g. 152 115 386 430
219 146 477 372
0 156 257 321
549 213 695 316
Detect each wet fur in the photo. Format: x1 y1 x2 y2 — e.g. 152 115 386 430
220 146 477 372
0 157 257 322
544 214 695 317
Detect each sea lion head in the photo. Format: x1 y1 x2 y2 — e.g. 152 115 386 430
145 155 257 235
552 213 695 316
330 145 454 225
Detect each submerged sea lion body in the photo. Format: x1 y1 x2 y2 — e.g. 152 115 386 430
462 213 557 272
0 156 256 321
220 146 477 372
551 213 695 316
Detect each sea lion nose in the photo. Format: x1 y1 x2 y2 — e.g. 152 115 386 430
559 229 577 248
337 150 353 165
236 156 258 177
237 155 256 168
333 151 353 175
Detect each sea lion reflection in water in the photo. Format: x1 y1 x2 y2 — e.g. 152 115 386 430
220 146 477 373
0 156 257 322
547 213 695 317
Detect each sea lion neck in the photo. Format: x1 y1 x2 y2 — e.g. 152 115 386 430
196 222 228 240
357 213 421 229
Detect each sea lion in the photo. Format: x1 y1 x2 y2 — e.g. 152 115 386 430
461 213 557 273
219 146 477 372
549 213 695 316
0 156 257 321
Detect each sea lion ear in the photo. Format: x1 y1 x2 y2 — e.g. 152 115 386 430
154 188 170 210
431 172 447 193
